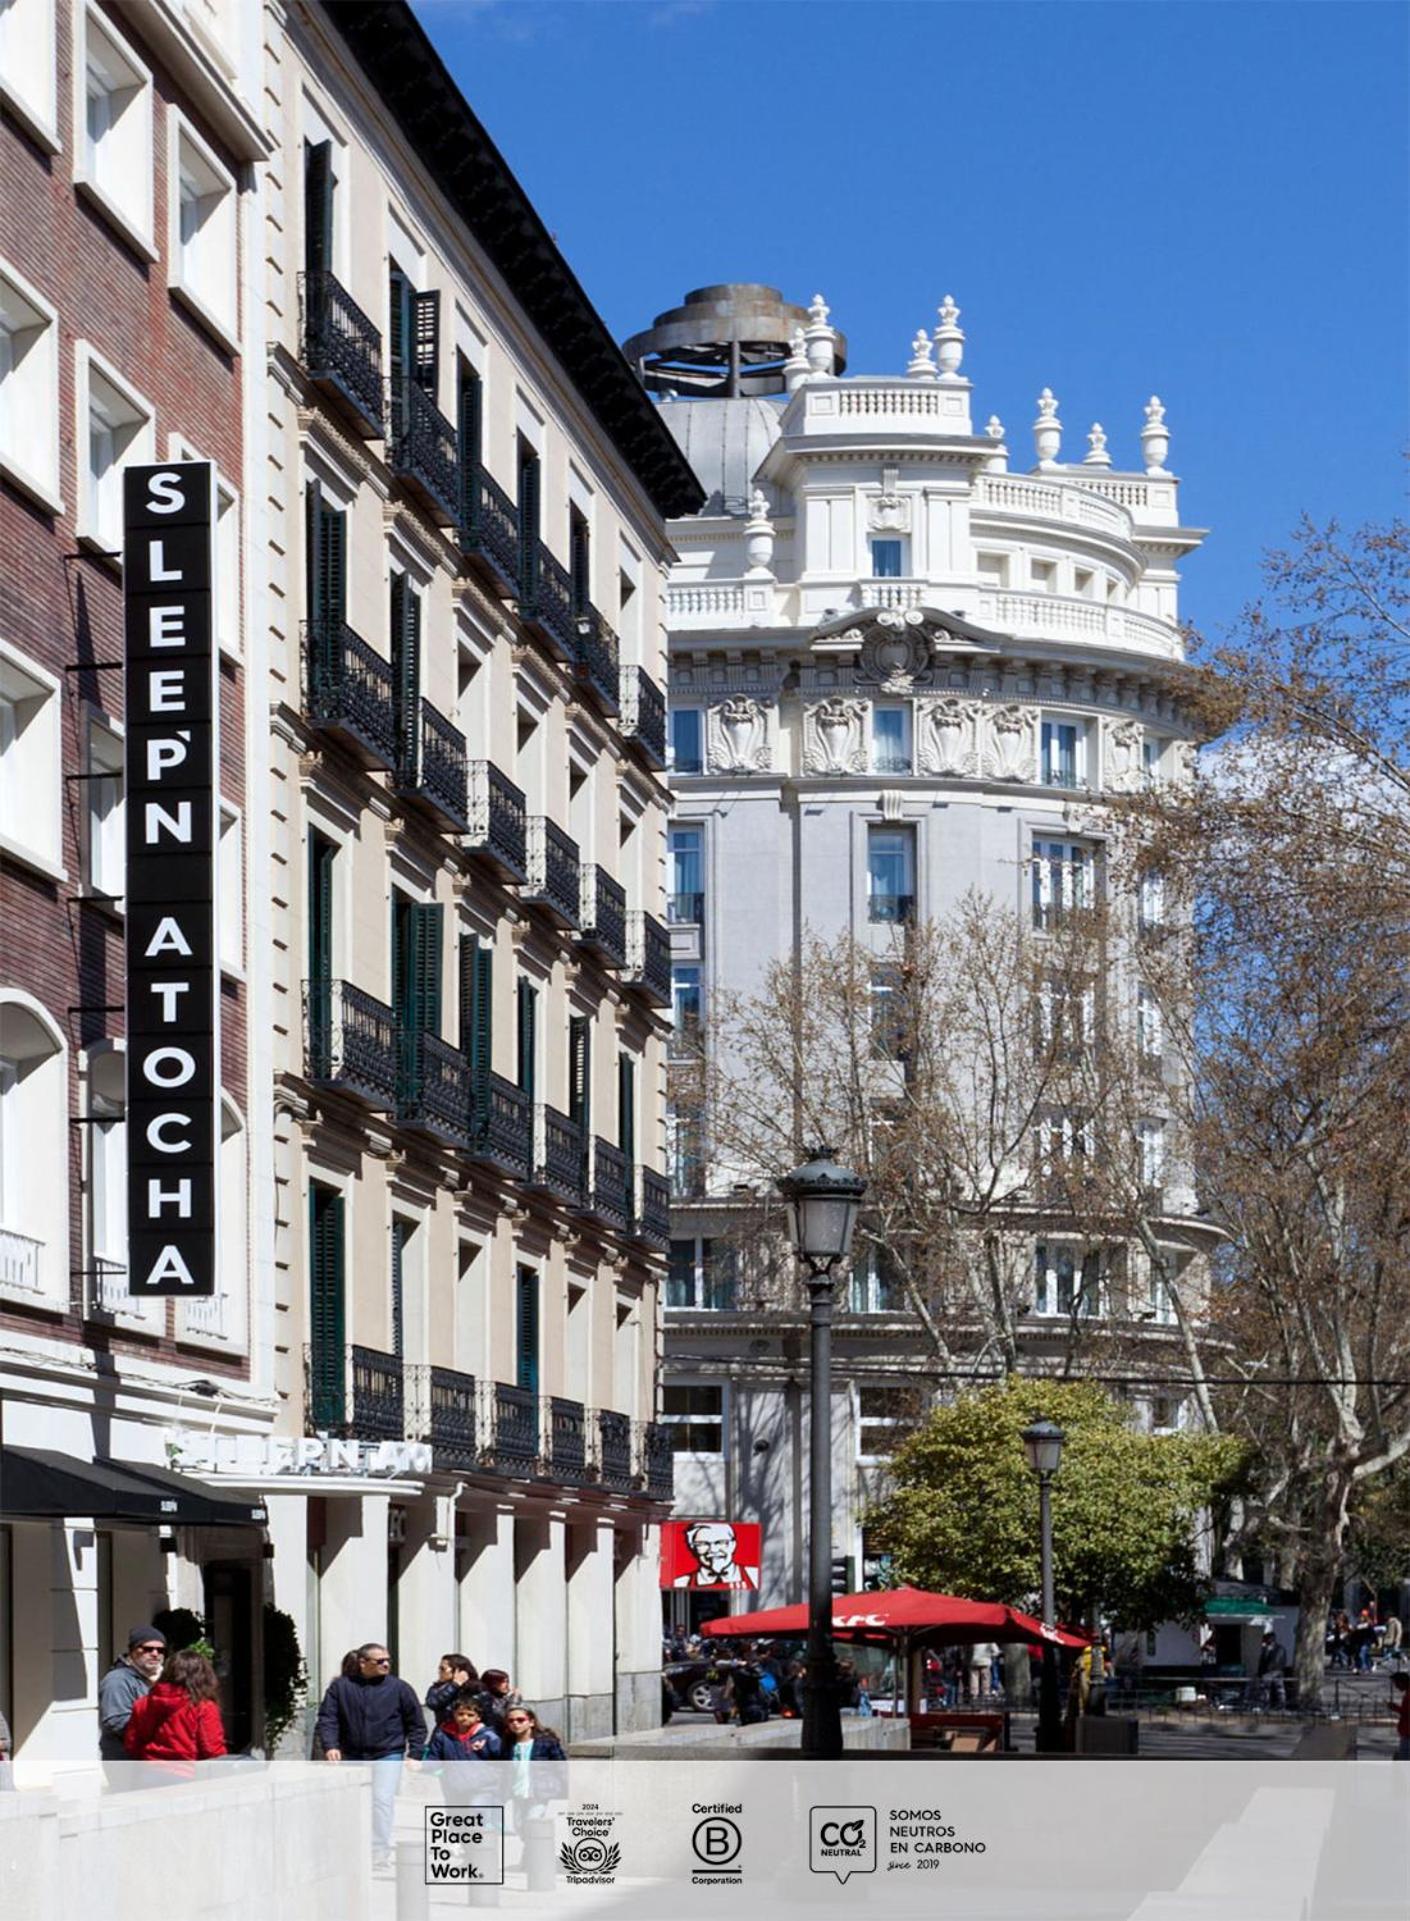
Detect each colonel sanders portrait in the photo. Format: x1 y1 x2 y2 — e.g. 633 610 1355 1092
671 1521 759 1589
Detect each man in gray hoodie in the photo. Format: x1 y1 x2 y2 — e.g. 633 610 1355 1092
98 1625 167 1767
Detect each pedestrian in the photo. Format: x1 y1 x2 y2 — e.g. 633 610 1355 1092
124 1649 228 1773
425 1653 479 1723
477 1667 522 1734
1355 1607 1375 1672
1383 1613 1403 1662
502 1707 565 1891
968 1641 998 1702
423 1688 502 1763
315 1641 427 1873
1392 1673 1410 1760
730 1663 768 1726
502 1704 566 1764
1256 1631 1286 1711
98 1625 167 1772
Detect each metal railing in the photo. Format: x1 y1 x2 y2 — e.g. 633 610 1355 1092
598 1410 636 1491
470 1071 533 1179
519 538 577 662
549 1396 591 1484
465 760 527 880
304 979 399 1108
624 909 671 1007
573 602 620 713
459 463 520 593
586 1136 633 1233
303 619 397 769
388 376 459 526
482 1380 541 1473
619 664 666 769
0 1227 44 1293
635 1166 671 1248
396 697 469 830
423 1365 478 1471
398 1030 473 1147
641 1421 675 1501
578 865 627 966
666 891 705 926
868 892 915 925
524 816 580 927
535 1104 585 1205
300 269 384 436
305 1344 404 1439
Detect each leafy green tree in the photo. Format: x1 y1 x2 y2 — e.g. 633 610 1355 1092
869 1379 1245 1629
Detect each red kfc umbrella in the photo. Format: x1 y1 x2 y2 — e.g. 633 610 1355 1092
701 1585 1088 1650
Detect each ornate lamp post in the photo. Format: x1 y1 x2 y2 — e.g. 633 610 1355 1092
1022 1417 1066 1754
778 1147 867 1758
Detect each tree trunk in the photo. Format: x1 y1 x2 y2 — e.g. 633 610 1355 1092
1292 1474 1353 1714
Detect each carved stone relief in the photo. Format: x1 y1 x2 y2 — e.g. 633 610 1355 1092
980 703 1038 782
802 697 869 775
706 695 772 773
857 611 933 692
868 490 912 535
1102 717 1144 792
916 697 980 777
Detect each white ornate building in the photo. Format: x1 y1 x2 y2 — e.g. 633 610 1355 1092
631 284 1213 1621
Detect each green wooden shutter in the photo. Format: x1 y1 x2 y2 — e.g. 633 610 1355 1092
304 140 333 277
570 512 590 614
569 1015 591 1134
458 364 482 527
618 1052 636 1163
388 266 412 443
412 290 439 396
516 1268 539 1394
323 502 346 629
307 835 335 1076
309 1184 346 1428
518 445 540 598
461 936 493 1119
390 1218 407 1359
305 480 321 629
412 903 442 1036
517 980 537 1100
390 572 420 778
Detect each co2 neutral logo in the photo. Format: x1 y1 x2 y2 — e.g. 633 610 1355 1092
810 1805 877 1882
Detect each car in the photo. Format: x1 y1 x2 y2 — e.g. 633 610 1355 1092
662 1657 751 1714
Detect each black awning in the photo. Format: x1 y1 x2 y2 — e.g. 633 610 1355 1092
0 1448 264 1527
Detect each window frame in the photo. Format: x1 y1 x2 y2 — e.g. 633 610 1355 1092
869 537 905 579
0 257 63 514
1040 715 1087 790
169 434 241 660
74 2 157 261
1033 1242 1103 1319
866 823 916 924
0 0 60 151
669 705 704 775
75 341 156 559
0 635 65 880
1032 836 1096 930
661 1380 725 1454
167 106 240 352
871 703 912 776
84 712 125 907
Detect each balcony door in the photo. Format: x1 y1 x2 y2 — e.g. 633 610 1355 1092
392 894 442 1103
304 140 333 278
304 483 346 636
516 1266 540 1395
308 1182 346 1430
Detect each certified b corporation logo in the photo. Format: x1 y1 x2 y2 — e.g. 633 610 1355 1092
810 1805 878 1883
691 1805 743 1885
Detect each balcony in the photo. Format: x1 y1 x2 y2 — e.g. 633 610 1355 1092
300 269 384 438
598 1409 636 1492
573 602 620 714
468 1071 533 1180
398 1030 473 1148
583 1136 633 1234
482 1380 540 1474
624 910 671 1008
549 1397 591 1485
641 1421 675 1501
388 377 459 527
619 665 667 771
666 891 704 927
465 761 527 882
634 1166 671 1250
518 538 577 663
867 892 915 926
0 1227 44 1294
459 463 520 597
423 1365 479 1472
305 1344 404 1440
394 698 469 831
304 979 399 1108
523 816 580 928
578 865 627 968
303 620 397 769
534 1104 585 1206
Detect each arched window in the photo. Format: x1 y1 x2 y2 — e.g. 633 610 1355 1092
0 992 67 1305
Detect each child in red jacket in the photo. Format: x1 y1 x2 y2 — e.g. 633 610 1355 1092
125 1649 228 1763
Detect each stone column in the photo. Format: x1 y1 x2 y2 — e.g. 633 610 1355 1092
12 1520 101 1766
612 1522 665 1734
565 1517 615 1740
319 1492 390 1662
513 1509 567 1728
456 1498 516 1675
396 1493 456 1698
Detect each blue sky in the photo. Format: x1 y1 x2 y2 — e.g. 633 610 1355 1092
411 0 1407 642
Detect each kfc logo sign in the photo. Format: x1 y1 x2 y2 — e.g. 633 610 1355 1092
660 1520 761 1590
123 464 219 1296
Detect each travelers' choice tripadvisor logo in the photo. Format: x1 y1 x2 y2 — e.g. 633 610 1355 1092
559 1806 622 1885
810 1806 878 1882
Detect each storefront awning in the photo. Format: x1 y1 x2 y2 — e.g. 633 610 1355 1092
0 1448 266 1527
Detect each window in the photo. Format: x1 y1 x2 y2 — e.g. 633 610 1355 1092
667 1110 705 1200
76 5 155 256
870 538 904 578
867 826 914 923
77 346 154 555
666 1238 736 1311
86 719 124 902
515 1266 540 1393
670 965 702 1058
870 963 907 1061
218 802 243 974
1041 718 1085 789
0 994 68 1304
1 261 62 513
857 1385 916 1457
88 1047 125 1288
0 640 63 877
872 705 911 775
1145 1267 1177 1326
172 441 240 657
1037 973 1095 1059
1137 984 1163 1061
670 706 703 774
1138 869 1165 932
307 1182 347 1427
668 825 703 923
1033 1244 1101 1318
1030 559 1056 593
662 1382 723 1452
1143 735 1165 785
1150 1396 1183 1433
169 110 238 349
1040 1108 1094 1179
0 0 58 149
516 979 538 1099
184 1098 247 1347
1074 568 1096 599
1138 1118 1166 1191
849 1245 905 1314
975 552 1008 590
1032 839 1093 929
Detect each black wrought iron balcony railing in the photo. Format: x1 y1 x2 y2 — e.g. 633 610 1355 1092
398 1029 473 1148
465 761 528 882
666 891 705 926
481 1380 541 1474
394 698 469 831
519 538 577 663
634 1166 671 1249
868 892 915 925
459 463 520 597
584 1136 633 1234
304 979 399 1108
573 602 620 714
549 1396 591 1485
468 1071 533 1180
302 620 397 769
578 865 627 968
619 665 666 771
523 816 580 928
304 1344 405 1440
423 1364 479 1472
300 269 384 438
641 1420 675 1501
388 376 459 527
624 910 671 1008
534 1104 585 1206
598 1409 636 1492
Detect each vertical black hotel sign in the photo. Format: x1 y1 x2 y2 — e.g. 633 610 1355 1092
123 463 219 1296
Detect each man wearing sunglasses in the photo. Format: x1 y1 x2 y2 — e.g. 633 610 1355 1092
99 1625 167 1771
315 1642 426 1872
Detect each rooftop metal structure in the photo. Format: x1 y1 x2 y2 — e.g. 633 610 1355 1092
624 284 848 398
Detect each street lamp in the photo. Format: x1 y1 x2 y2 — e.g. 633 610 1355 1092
778 1146 867 1759
1022 1417 1066 1754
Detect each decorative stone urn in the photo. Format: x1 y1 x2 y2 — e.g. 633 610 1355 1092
933 294 964 380
1141 396 1170 475
1033 389 1062 469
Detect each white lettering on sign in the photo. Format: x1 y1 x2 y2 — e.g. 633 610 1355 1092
170 1433 436 1478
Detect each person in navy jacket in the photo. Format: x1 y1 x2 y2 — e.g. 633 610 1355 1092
423 1689 503 1762
315 1642 426 1870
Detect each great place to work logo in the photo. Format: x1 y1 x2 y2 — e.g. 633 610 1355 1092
559 1805 623 1885
690 1803 743 1886
809 1806 878 1882
423 1806 505 1886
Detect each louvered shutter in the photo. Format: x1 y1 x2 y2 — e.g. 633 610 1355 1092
618 1052 635 1163
568 1015 590 1134
309 1185 346 1428
517 980 537 1100
412 903 442 1036
388 267 412 444
304 140 333 277
412 290 439 397
570 513 590 615
518 447 540 598
390 1219 407 1359
307 836 334 1075
516 1269 539 1394
323 502 346 630
390 572 420 780
458 365 482 526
